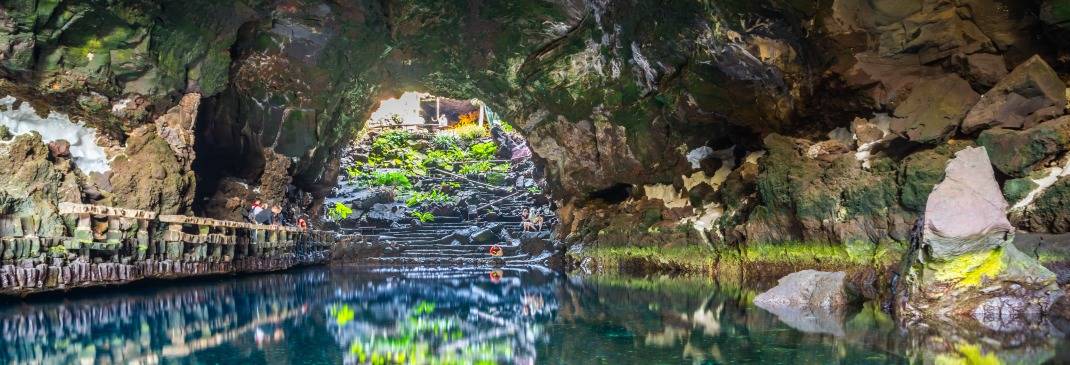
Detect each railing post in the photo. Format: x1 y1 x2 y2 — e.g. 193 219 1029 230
164 223 183 261
73 213 92 256
136 219 149 261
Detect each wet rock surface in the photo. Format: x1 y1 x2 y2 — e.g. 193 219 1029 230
896 147 1062 323
753 270 853 336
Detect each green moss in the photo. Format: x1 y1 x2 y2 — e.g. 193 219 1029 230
929 247 1004 288
576 245 717 272
898 149 949 212
1002 177 1039 205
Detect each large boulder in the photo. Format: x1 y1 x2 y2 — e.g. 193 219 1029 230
896 146 1061 323
977 115 1070 177
889 75 980 143
754 270 852 336
961 55 1067 133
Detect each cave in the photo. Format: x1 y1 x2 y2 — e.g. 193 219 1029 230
2 0 1070 362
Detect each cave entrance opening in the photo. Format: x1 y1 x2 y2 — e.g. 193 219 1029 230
325 92 554 262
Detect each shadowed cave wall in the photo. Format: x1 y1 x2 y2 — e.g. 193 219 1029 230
1 0 1069 251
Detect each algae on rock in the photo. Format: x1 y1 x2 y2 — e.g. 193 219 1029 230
896 147 1061 325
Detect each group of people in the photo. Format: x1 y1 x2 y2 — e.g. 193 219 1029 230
521 208 545 232
246 199 309 230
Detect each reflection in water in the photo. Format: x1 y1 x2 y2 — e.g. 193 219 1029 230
0 267 1066 364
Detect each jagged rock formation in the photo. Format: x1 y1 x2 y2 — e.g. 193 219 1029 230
0 0 1068 254
896 147 1061 325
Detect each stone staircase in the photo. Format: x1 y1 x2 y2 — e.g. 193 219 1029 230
342 171 558 267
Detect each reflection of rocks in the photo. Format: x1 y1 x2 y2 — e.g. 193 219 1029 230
897 147 1062 324
754 270 851 336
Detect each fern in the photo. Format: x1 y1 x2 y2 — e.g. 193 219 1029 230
411 211 435 223
328 202 353 220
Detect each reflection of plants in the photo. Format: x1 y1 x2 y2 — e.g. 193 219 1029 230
405 190 452 207
330 304 355 326
334 297 513 365
411 211 435 223
328 202 353 220
412 300 436 315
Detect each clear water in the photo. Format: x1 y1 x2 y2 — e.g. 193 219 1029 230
0 266 1066 364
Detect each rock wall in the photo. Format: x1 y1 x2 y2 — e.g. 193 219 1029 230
0 1 1068 251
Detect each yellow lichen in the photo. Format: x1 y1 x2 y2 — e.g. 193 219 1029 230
930 247 1004 288
933 342 1002 365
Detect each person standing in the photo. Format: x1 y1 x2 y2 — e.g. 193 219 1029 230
247 200 264 223
270 205 285 226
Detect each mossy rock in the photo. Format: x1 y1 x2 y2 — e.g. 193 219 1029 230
1002 177 1039 205
898 149 949 212
1022 176 1070 233
977 117 1070 177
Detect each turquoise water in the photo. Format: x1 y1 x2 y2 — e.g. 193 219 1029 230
0 266 1065 364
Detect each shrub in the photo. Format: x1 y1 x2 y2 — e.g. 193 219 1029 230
370 130 411 156
498 121 515 133
411 210 435 223
432 133 459 150
451 123 488 141
469 141 498 160
486 172 507 185
328 202 353 220
527 186 542 194
459 161 493 174
345 165 363 179
405 190 453 207
369 171 413 190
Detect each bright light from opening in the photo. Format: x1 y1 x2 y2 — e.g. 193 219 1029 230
368 92 427 126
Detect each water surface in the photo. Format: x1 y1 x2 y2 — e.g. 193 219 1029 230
0 266 1065 364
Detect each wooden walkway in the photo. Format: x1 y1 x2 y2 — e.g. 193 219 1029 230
0 203 339 295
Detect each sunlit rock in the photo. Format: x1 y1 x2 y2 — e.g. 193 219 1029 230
896 146 1062 322
754 270 852 336
962 55 1067 133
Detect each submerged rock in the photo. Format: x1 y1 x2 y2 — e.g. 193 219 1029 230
753 270 851 336
896 146 1062 322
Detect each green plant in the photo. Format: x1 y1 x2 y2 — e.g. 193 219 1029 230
486 172 507 185
328 202 353 220
369 171 413 190
372 130 411 152
498 121 515 133
431 133 459 150
405 190 453 207
527 186 543 194
459 161 492 174
451 123 488 141
469 141 498 160
411 211 435 223
345 165 364 179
